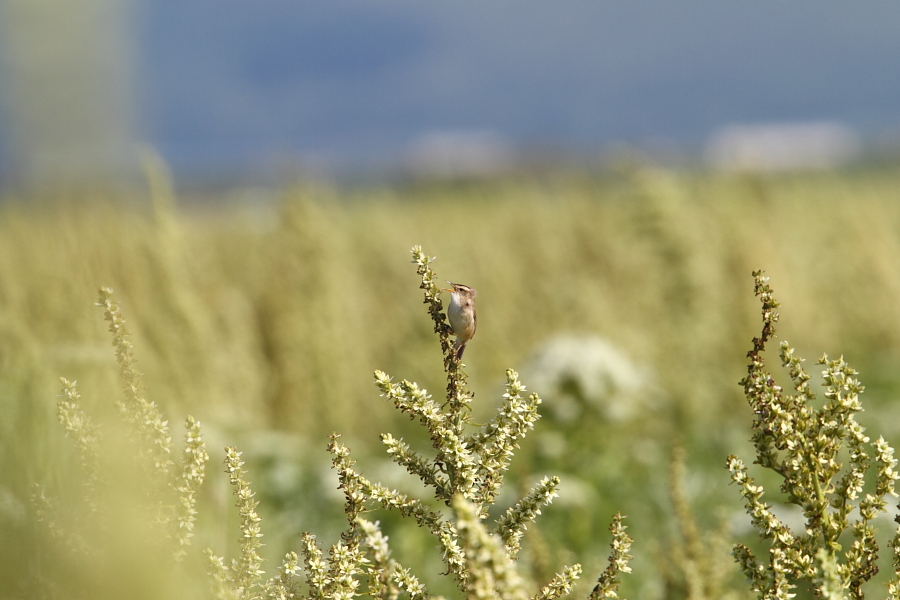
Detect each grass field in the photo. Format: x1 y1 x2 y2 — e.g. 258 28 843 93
4 165 900 599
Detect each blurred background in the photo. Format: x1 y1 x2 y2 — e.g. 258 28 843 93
3 3 900 600
2 1 900 186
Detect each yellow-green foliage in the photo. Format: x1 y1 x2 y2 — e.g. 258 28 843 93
206 246 633 600
6 167 900 599
730 273 900 600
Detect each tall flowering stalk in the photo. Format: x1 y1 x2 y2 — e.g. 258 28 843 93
728 272 900 600
174 415 209 558
411 245 472 424
97 287 174 482
56 377 100 510
95 288 209 552
206 448 268 600
41 289 209 565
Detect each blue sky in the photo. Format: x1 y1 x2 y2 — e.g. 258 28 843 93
4 1 900 181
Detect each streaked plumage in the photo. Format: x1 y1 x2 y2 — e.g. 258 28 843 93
445 281 477 360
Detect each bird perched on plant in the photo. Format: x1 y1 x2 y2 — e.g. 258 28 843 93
444 281 477 360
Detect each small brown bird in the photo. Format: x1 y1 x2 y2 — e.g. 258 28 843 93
444 281 477 360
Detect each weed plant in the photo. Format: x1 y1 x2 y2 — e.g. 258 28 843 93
203 246 633 600
728 272 900 600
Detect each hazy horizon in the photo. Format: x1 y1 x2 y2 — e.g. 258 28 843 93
2 1 900 184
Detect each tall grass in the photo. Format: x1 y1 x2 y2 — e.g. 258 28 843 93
4 166 900 598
